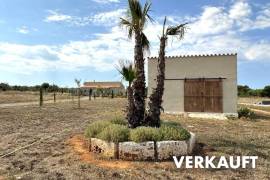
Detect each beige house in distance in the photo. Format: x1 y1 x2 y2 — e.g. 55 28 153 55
81 81 125 96
148 53 238 119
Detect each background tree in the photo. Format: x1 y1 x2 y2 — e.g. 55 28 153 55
116 60 136 128
120 0 153 127
238 85 251 97
74 79 81 108
0 83 11 91
41 83 50 91
146 17 187 127
262 85 270 97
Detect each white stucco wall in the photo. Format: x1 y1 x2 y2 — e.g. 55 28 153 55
147 54 237 113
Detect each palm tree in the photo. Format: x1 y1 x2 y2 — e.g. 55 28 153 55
145 17 187 127
116 60 136 128
120 0 153 128
74 78 81 108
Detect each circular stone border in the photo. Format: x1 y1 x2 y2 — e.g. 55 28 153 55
86 132 196 161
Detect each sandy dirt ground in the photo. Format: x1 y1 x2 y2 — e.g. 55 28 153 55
0 98 270 179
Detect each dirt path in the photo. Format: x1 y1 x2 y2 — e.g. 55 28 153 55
249 108 270 116
238 103 270 116
238 102 270 107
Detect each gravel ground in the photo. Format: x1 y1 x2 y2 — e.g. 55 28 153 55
0 98 270 180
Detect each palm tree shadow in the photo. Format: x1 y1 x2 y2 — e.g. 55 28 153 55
192 142 216 156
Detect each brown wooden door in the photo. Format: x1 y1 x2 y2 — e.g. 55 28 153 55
184 79 223 113
184 79 204 112
204 80 223 112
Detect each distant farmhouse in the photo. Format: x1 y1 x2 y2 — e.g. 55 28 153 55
148 53 237 119
81 81 125 96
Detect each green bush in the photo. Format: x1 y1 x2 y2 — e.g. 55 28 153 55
97 124 129 142
161 120 182 128
238 107 256 119
110 117 128 125
85 121 112 138
85 119 191 143
159 124 190 141
130 127 162 142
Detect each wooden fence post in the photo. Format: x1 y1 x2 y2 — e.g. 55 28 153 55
78 88 81 108
111 90 114 99
89 89 92 101
39 88 43 107
54 92 56 103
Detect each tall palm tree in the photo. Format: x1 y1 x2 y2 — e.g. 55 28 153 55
120 0 153 128
145 17 187 127
116 60 136 128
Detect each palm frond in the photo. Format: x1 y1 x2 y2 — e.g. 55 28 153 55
128 0 142 29
120 18 134 39
162 16 167 37
141 32 150 52
128 28 133 39
116 60 136 85
119 18 132 28
142 0 154 27
74 79 81 88
166 23 188 39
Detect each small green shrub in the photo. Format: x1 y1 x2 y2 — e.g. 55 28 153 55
161 120 182 128
130 127 162 142
97 124 129 142
238 107 256 119
85 119 191 143
110 117 128 125
85 121 112 138
159 124 190 141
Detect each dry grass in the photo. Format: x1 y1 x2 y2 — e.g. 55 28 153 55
0 98 269 179
238 97 270 104
0 91 72 104
239 104 270 113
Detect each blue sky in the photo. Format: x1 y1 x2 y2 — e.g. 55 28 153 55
0 0 269 88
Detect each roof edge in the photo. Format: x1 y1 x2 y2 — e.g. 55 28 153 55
148 53 237 59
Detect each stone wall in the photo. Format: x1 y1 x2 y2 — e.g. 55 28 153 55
88 132 196 161
119 141 155 160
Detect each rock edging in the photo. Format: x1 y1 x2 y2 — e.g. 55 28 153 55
88 132 196 161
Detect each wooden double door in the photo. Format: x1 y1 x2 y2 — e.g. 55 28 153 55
184 79 223 113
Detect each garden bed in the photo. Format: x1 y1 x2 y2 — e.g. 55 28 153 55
85 118 196 161
87 133 195 161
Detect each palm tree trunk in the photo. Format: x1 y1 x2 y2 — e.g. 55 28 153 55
126 85 135 128
131 31 146 127
145 37 167 127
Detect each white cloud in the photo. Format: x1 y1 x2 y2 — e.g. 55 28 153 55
188 6 233 36
0 26 133 74
45 10 72 22
229 1 251 20
91 0 119 4
44 9 124 26
91 9 125 26
17 26 30 34
2 0 270 75
245 41 270 60
141 1 270 61
254 4 270 29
